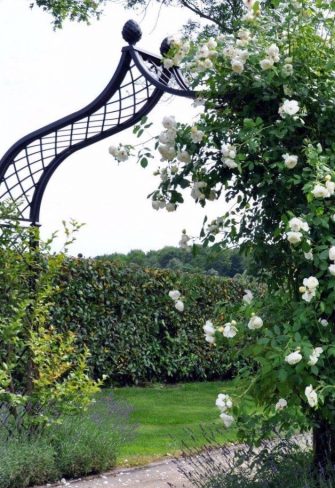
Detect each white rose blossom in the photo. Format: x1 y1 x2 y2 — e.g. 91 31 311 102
275 398 287 411
179 232 190 248
319 318 328 327
162 115 177 129
311 184 330 199
285 350 302 365
243 289 253 304
329 246 335 261
175 300 184 312
305 385 318 408
203 320 216 344
329 264 335 276
279 99 300 118
308 347 323 366
301 276 318 302
260 58 274 70
220 412 235 428
191 181 207 200
288 217 309 232
248 315 263 330
223 322 238 338
216 393 233 412
304 251 313 261
169 290 181 301
286 231 302 245
283 154 298 169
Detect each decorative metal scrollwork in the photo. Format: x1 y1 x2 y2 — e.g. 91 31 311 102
0 20 195 225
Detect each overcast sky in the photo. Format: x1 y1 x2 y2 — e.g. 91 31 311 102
0 0 228 256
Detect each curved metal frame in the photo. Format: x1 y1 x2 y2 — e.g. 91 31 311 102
0 22 195 225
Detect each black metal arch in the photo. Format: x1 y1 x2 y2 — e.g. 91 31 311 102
0 20 194 225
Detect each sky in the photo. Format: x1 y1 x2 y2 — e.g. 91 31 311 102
0 0 228 256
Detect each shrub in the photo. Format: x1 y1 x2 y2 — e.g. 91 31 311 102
50 258 245 385
0 394 134 488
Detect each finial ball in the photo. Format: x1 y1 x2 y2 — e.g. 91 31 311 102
122 20 142 45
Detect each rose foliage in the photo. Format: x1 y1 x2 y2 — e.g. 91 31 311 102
110 0 335 462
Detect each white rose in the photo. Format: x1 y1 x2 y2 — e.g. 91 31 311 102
108 145 118 157
329 264 335 276
231 59 244 74
203 320 215 336
177 150 191 163
286 231 302 244
248 315 263 330
326 180 335 195
267 44 280 61
169 290 181 301
287 217 309 233
304 251 313 261
220 413 234 428
285 350 302 365
260 58 274 70
238 29 251 41
162 115 177 129
158 145 176 161
243 289 253 304
311 184 330 199
319 318 328 327
191 127 204 143
116 148 129 162
279 99 300 117
175 300 184 312
205 334 215 344
152 200 161 210
223 323 238 338
302 290 315 302
166 203 176 212
303 276 319 290
282 64 294 76
223 157 238 169
305 385 318 408
163 58 174 69
275 398 287 411
308 347 323 366
283 154 298 169
216 393 233 412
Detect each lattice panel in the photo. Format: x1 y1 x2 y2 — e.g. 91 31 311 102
0 44 194 224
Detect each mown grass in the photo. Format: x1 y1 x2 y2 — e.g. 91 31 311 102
109 380 239 466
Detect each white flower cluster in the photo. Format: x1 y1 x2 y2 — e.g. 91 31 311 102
275 398 287 411
223 320 238 338
216 393 234 427
283 153 298 169
286 216 309 245
319 318 328 327
223 45 249 74
308 347 323 366
221 143 238 169
328 245 335 276
248 313 263 330
311 176 335 199
192 38 217 72
203 320 216 344
260 44 280 71
191 181 207 201
305 385 318 407
168 290 184 312
299 276 319 303
279 99 300 118
108 144 130 162
282 57 294 77
190 126 205 143
158 116 177 161
163 37 190 69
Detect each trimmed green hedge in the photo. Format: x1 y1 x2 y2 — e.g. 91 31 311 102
51 258 244 385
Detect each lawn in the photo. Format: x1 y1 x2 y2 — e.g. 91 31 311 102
108 380 239 467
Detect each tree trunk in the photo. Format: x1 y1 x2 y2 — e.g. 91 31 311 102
313 417 335 474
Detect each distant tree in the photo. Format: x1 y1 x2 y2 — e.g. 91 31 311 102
29 0 106 28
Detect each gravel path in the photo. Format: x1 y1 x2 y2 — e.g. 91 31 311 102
36 459 191 488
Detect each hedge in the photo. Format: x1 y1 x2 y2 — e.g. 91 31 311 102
51 258 244 385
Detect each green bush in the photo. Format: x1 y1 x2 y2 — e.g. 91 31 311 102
0 394 134 488
51 258 244 385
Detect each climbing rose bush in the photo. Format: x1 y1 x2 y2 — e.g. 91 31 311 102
110 0 335 465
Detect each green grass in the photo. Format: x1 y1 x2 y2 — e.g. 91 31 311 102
109 381 238 467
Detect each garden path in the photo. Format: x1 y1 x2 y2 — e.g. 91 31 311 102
37 458 192 488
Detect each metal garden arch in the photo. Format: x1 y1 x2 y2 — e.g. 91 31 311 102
0 20 194 227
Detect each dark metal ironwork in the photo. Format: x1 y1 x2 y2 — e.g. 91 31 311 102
0 20 195 226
